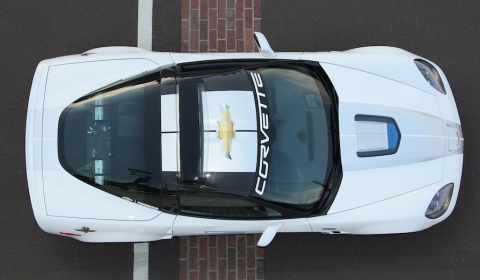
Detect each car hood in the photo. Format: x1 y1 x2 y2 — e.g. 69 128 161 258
322 62 449 214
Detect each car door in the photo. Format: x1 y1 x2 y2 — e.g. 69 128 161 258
172 190 312 240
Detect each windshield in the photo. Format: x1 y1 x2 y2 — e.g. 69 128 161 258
248 64 333 212
177 62 334 214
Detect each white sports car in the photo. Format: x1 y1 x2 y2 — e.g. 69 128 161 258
26 33 463 246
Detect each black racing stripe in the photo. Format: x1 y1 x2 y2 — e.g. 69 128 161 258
202 71 253 92
178 79 204 183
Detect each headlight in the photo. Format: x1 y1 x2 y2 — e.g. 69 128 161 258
425 183 454 219
414 59 446 94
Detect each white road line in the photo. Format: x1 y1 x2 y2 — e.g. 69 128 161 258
133 242 149 280
138 0 153 50
135 2 153 279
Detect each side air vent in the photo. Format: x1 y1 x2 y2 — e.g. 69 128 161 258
355 115 401 157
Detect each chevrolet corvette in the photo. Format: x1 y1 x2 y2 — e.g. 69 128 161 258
25 33 463 246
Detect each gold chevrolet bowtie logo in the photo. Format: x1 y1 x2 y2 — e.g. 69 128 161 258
217 103 235 159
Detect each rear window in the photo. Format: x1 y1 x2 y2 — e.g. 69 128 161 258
58 71 163 210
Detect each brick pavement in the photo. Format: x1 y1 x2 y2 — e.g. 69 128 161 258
179 235 264 280
179 1 265 279
181 0 261 53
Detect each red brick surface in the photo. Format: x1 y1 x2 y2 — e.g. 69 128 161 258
191 10 199 30
179 235 265 279
200 0 208 19
235 19 244 39
253 18 261 32
191 30 199 52
218 0 226 18
192 0 199 9
245 9 252 29
182 1 189 19
253 0 261 18
181 0 260 53
200 237 208 259
218 236 226 258
237 259 246 279
218 18 226 39
210 271 218 280
209 30 218 51
227 9 235 29
235 0 244 19
179 0 264 278
227 29 235 51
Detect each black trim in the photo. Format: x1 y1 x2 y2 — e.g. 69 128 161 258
179 59 274 73
175 59 291 78
71 69 161 103
305 61 343 216
160 66 176 79
253 33 260 51
177 184 305 219
161 175 179 214
315 163 343 215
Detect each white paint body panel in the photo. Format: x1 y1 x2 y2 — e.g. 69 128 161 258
320 63 447 213
203 90 258 172
169 52 303 64
26 63 49 219
173 216 312 236
308 153 463 234
161 94 178 132
36 212 176 243
203 91 257 131
161 133 178 172
203 131 258 172
301 48 438 95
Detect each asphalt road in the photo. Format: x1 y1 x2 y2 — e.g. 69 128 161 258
1 0 479 279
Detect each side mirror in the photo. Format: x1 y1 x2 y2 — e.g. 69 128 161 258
253 32 276 57
257 222 283 247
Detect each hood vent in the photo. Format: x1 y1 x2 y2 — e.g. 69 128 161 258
355 115 401 157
